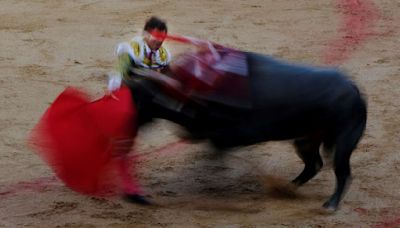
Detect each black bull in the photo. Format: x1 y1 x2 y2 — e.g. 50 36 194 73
126 52 367 210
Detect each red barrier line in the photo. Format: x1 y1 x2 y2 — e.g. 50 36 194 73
132 139 188 161
0 140 188 198
374 217 400 228
0 176 58 197
322 0 380 65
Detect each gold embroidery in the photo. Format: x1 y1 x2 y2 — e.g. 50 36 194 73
158 47 167 62
143 57 151 66
130 41 140 58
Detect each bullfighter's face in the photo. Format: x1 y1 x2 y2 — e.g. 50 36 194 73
144 29 166 51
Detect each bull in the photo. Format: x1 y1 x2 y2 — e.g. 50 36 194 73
122 47 367 211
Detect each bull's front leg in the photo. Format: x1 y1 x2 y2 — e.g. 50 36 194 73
292 138 323 186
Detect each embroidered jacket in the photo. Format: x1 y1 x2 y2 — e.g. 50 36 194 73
116 36 171 80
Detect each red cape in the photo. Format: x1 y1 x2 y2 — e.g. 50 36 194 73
29 86 136 196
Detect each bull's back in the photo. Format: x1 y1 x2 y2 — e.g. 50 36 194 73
247 52 355 110
235 52 363 139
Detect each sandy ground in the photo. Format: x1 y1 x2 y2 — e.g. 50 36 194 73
1 0 399 227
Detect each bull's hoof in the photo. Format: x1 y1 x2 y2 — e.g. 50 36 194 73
123 194 152 205
322 200 338 212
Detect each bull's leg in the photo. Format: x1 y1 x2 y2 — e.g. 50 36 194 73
322 135 353 211
292 138 323 186
323 114 366 210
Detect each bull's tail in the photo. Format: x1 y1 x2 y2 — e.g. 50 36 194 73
347 93 367 152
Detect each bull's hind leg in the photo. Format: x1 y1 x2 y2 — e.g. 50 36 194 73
322 134 353 211
292 138 323 186
323 116 366 210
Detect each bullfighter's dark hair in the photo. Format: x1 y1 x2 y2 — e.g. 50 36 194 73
144 16 168 33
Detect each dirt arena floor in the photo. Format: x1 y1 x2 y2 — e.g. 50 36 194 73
1 0 399 227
